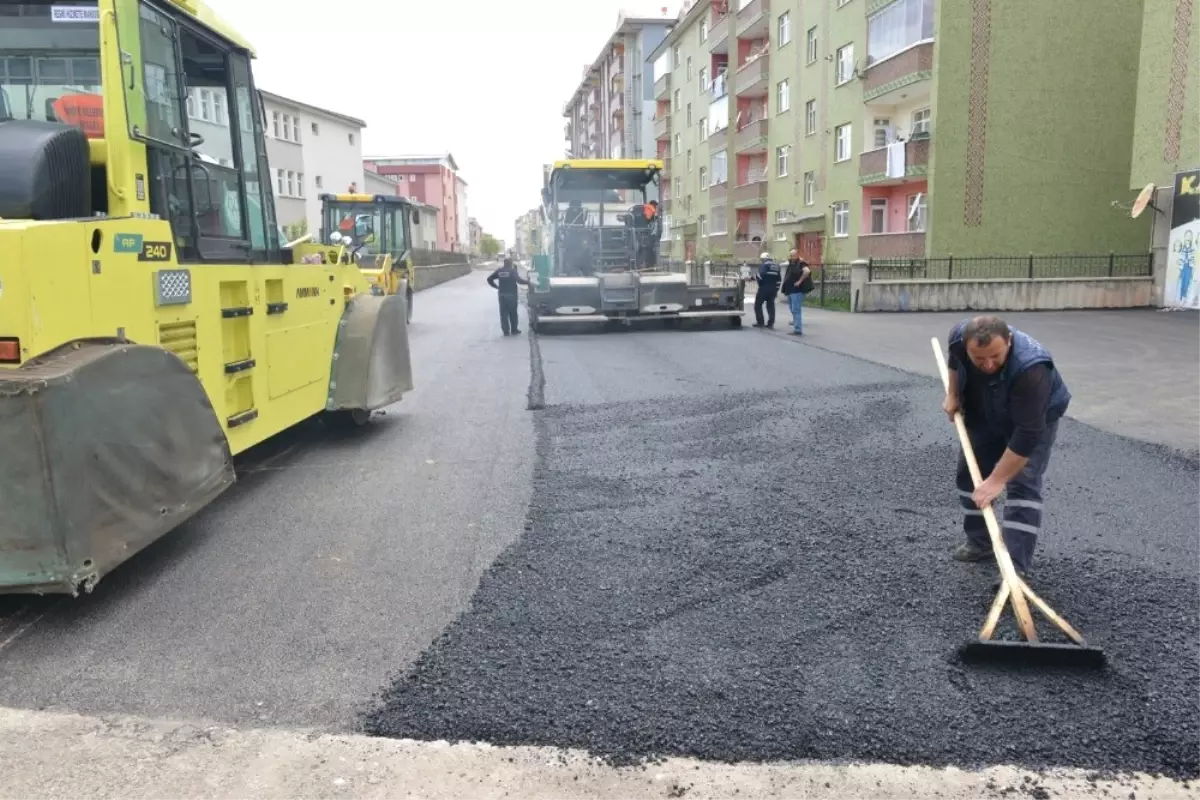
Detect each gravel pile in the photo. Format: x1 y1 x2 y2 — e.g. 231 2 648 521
363 379 1199 779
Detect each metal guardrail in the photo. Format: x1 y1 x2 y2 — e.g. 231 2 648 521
412 249 470 267
665 260 853 309
867 253 1154 281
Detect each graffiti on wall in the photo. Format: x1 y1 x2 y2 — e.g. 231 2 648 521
1165 169 1200 309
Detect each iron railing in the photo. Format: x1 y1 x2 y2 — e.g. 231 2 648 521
867 253 1154 281
665 260 853 310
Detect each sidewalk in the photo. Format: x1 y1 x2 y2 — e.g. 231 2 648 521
756 307 1200 451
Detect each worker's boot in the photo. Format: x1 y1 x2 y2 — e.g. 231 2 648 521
951 541 994 562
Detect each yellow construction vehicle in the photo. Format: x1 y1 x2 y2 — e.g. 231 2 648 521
318 192 419 322
0 0 413 595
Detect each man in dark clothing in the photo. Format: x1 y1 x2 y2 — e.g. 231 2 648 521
487 257 530 336
751 252 781 328
780 249 813 335
942 315 1071 580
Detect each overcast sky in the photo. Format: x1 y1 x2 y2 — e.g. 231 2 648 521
206 0 676 241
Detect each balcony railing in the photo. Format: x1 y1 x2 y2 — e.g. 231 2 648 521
862 42 934 102
858 231 926 260
709 13 731 52
733 175 768 207
707 123 728 150
653 115 671 140
859 137 931 184
734 118 768 153
653 72 671 99
735 54 769 96
709 180 728 204
735 0 770 38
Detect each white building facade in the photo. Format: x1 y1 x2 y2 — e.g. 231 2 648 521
260 91 366 239
455 175 469 255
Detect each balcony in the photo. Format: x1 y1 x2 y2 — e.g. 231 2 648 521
709 181 728 205
709 13 731 53
734 235 768 260
859 137 931 185
653 72 671 99
707 123 728 150
735 54 769 97
611 92 624 115
735 0 770 39
610 73 624 96
733 177 768 208
654 115 671 140
862 42 934 104
734 118 768 153
858 231 926 259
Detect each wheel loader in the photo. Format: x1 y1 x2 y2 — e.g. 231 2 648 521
0 0 413 595
318 192 420 323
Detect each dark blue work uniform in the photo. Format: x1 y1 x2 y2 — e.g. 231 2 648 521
753 258 781 327
948 320 1071 573
487 261 529 336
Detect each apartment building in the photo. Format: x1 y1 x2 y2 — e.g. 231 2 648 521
650 0 1150 265
514 208 546 259
259 91 365 239
563 11 673 167
364 154 465 252
468 217 484 256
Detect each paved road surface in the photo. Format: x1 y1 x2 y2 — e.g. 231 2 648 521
0 273 533 729
2 278 1196 794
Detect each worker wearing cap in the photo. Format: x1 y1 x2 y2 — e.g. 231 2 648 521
487 256 530 336
942 315 1071 581
751 251 781 328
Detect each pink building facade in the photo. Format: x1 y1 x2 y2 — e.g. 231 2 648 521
363 154 462 252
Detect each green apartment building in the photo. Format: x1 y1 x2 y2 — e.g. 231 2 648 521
649 0 1153 266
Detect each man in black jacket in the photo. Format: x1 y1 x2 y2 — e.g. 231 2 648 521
780 250 813 335
942 315 1071 582
487 257 530 336
750 252 781 328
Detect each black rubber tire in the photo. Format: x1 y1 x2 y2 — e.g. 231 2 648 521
322 408 371 431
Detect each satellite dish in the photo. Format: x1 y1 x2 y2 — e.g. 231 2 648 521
1131 183 1158 219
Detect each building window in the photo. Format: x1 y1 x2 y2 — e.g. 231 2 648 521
674 132 681 155
348 132 355 145
835 123 851 161
687 149 693 172
311 122 320 135
315 176 324 189
699 116 707 140
687 56 693 81
805 99 816 135
806 26 818 64
776 144 790 177
700 166 708 189
912 107 931 135
907 192 927 231
833 201 849 237
673 45 681 68
674 88 681 111
699 66 708 91
874 117 892 148
700 19 708 42
867 0 934 66
673 177 682 199
700 216 708 236
710 150 728 185
778 12 791 46
803 171 815 205
836 44 854 85
275 169 284 196
687 103 693 125
870 197 887 233
272 111 280 138
776 79 790 113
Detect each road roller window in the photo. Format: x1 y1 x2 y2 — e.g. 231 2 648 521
0 3 102 136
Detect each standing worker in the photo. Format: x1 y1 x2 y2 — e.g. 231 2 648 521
941 315 1071 583
780 249 813 335
487 256 530 336
751 251 781 328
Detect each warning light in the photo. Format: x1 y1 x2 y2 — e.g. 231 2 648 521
0 338 20 364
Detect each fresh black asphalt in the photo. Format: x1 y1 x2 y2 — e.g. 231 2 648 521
365 317 1200 779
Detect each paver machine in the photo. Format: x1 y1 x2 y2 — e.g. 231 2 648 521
528 159 744 331
0 0 413 595
319 192 420 323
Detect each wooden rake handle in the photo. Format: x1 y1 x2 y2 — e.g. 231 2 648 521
930 337 1039 642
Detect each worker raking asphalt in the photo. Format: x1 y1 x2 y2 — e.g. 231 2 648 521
363 329 1199 779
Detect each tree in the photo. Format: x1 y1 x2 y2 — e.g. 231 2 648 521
480 233 501 258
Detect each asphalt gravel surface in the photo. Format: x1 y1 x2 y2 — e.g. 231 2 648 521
365 318 1200 779
0 272 533 729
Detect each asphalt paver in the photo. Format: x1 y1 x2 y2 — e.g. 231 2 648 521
366 323 1199 779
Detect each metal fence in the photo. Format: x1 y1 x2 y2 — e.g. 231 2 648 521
867 253 1154 282
668 260 853 310
412 248 470 267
